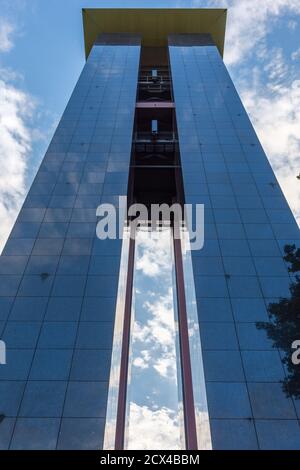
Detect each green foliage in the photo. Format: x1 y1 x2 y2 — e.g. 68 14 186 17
257 245 300 398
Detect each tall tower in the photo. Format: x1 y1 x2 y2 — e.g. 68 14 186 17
0 9 299 450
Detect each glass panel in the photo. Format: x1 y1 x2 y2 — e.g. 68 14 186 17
103 227 130 450
181 227 212 450
124 226 185 450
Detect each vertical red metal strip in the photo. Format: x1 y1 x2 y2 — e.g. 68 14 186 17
114 233 135 450
173 236 198 450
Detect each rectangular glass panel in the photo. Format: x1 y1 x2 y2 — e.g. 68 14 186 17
103 227 130 450
181 228 212 450
124 226 185 450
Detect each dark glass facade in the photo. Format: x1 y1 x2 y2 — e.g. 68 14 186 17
0 10 300 450
169 34 300 450
0 33 141 450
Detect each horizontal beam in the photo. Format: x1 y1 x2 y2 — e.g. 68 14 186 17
82 8 227 59
136 102 175 109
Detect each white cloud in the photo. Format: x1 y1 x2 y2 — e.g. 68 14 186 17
132 288 178 380
133 350 150 370
131 231 180 380
0 15 48 253
264 48 289 86
240 70 300 222
136 229 171 277
126 402 182 450
0 73 37 250
192 0 300 65
291 47 300 61
0 19 15 53
288 19 298 29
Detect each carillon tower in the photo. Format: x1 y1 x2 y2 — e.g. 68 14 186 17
0 9 299 450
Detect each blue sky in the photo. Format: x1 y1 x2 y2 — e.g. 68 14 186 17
0 0 300 248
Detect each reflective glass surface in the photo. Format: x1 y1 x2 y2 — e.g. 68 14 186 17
181 229 212 450
124 227 184 450
0 35 141 449
169 37 300 450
